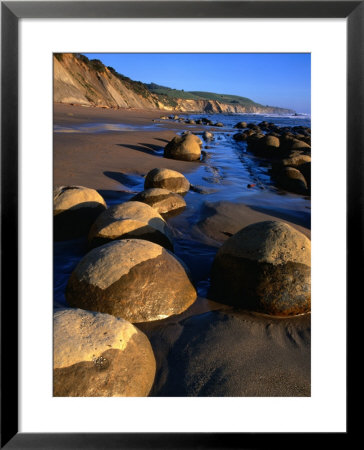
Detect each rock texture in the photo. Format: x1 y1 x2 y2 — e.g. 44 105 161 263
53 308 156 396
53 185 106 240
66 239 197 323
131 188 186 216
144 168 190 194
210 221 311 315
164 134 202 161
88 201 173 250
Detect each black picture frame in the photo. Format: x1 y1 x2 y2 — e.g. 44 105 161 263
1 1 358 448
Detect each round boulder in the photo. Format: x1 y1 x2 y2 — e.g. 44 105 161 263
289 139 311 151
210 221 311 315
53 308 156 396
54 186 106 241
164 133 202 161
234 121 247 129
281 153 311 168
263 134 280 150
66 239 197 323
88 201 173 251
131 188 186 216
275 167 308 195
233 132 247 142
144 168 190 194
203 131 214 141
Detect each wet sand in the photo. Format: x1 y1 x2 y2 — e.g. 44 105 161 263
54 103 311 397
54 103 203 190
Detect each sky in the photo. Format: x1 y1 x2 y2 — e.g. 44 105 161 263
83 53 311 114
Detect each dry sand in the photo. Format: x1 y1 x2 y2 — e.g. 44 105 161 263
54 103 311 397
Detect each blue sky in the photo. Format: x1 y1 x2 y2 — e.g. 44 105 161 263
83 53 311 113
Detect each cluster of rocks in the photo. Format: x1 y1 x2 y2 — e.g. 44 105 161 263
53 178 197 396
233 121 311 195
53 117 312 396
160 115 224 128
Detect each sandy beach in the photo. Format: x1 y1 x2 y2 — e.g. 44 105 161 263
54 104 204 190
54 103 311 397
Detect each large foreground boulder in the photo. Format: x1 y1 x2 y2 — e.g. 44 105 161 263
66 239 197 323
210 221 311 315
53 309 156 396
88 201 173 251
54 186 106 240
131 188 186 216
164 133 202 161
144 168 190 194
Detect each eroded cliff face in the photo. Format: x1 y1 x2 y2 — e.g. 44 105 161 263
54 53 161 110
54 54 293 114
172 98 292 114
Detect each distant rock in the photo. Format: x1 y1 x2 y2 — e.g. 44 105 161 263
164 133 202 161
53 185 106 241
131 188 186 216
202 131 214 141
289 139 311 150
88 201 173 251
275 167 308 195
53 308 156 396
263 134 280 150
214 122 224 127
66 239 197 322
281 153 311 168
234 121 247 129
233 132 248 141
210 221 311 315
144 168 190 194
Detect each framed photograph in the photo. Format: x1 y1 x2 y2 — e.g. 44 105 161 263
2 1 358 447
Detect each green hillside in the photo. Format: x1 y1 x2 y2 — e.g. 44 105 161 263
146 83 262 107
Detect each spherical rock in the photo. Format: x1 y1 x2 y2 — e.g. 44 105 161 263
164 133 202 161
53 308 156 396
281 153 311 167
263 134 280 150
203 131 214 141
210 221 311 315
234 121 247 129
131 188 186 216
233 132 247 141
66 239 197 322
88 201 173 250
214 122 224 127
289 139 311 151
275 167 308 195
54 186 106 240
144 168 190 194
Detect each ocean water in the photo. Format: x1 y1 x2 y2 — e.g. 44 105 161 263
54 113 311 307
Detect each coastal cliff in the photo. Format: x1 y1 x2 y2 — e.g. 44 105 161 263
54 53 294 115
